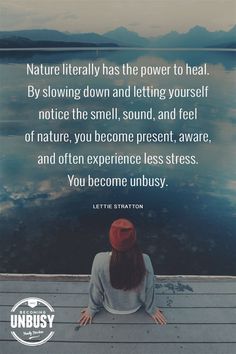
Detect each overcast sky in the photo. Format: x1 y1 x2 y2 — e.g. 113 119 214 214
0 0 235 36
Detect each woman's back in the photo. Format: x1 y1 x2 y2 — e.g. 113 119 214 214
88 251 157 316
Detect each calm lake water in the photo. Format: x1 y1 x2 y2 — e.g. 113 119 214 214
0 49 236 275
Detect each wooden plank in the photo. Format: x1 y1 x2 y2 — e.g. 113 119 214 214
1 273 235 281
1 280 236 294
1 277 235 353
0 293 235 307
0 281 89 294
0 280 89 294
1 342 236 354
0 274 90 282
0 323 236 342
1 306 236 324
0 342 236 354
155 281 236 294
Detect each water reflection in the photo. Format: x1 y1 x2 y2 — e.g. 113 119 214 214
0 50 235 275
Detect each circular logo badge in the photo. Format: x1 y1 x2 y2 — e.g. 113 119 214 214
10 297 55 346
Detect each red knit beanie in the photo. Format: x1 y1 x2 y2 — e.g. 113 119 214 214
109 219 136 251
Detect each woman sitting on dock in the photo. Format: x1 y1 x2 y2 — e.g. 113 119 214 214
79 218 167 326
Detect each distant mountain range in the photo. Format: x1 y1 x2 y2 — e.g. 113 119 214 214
0 26 235 48
0 36 117 49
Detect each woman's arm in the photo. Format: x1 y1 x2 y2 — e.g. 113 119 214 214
144 255 167 325
79 254 104 325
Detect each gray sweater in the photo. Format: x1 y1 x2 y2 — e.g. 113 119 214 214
88 252 158 317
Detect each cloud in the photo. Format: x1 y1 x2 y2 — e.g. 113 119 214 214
0 179 73 215
0 0 235 36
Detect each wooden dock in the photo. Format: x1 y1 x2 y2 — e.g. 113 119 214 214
0 274 236 354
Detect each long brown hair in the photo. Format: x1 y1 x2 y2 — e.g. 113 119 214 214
109 243 146 290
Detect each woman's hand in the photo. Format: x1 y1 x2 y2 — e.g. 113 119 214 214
78 308 93 326
151 308 167 325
